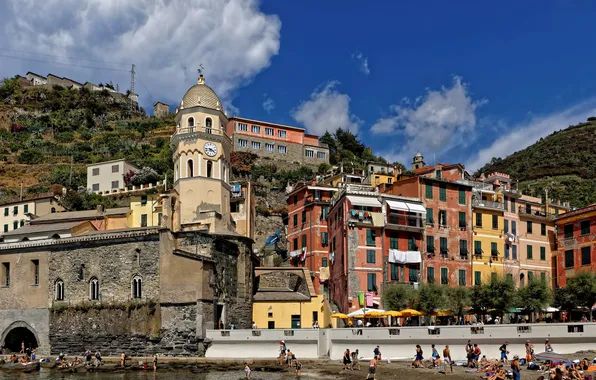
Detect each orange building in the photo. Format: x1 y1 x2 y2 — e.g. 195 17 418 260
554 204 596 287
226 117 329 167
384 156 474 287
326 185 425 312
286 182 337 295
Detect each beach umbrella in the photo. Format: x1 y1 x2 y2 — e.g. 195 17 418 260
330 313 348 319
432 310 453 317
534 352 568 362
384 311 402 317
364 311 384 318
399 309 423 317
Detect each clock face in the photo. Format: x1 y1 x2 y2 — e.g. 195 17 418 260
204 142 218 157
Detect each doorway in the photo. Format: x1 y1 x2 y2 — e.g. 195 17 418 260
3 326 38 353
291 315 301 329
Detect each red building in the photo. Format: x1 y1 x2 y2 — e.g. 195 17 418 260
286 182 337 294
327 185 425 312
554 204 596 287
383 160 474 286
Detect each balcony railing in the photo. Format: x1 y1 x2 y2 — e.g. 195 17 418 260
472 199 504 211
387 213 424 228
231 190 245 200
518 206 557 220
172 125 231 143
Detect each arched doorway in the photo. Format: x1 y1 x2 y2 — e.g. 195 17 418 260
3 324 38 353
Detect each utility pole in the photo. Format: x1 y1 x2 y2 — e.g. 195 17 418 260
130 64 135 113
69 155 73 188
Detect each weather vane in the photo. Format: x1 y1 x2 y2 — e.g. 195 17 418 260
198 64 204 75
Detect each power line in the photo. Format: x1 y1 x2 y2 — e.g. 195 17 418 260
134 71 155 104
0 47 130 66
0 53 130 72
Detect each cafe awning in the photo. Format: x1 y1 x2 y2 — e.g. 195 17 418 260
407 203 427 214
347 195 382 208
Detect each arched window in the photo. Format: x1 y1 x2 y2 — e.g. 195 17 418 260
20 220 24 227
51 207 56 213
55 279 64 301
51 234 60 239
519 273 525 288
205 117 213 133
206 161 213 178
89 277 99 300
188 117 195 128
132 275 142 299
187 159 194 178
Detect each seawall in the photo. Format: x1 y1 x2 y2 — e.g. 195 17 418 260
205 323 594 360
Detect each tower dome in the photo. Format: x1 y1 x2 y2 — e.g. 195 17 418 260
180 74 223 112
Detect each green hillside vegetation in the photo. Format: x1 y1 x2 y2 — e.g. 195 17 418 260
475 118 596 208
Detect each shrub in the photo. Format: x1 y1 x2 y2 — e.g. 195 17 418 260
18 149 44 164
55 131 74 143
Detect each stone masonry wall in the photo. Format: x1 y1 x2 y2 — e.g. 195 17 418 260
48 239 160 304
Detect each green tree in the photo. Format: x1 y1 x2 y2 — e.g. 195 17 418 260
418 283 445 323
566 271 596 321
486 276 517 317
517 279 552 322
553 286 576 313
382 284 417 311
470 285 492 316
445 287 471 318
59 189 117 211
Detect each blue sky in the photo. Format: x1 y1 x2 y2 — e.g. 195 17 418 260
2 1 596 171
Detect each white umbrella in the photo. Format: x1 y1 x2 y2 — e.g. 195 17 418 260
347 308 385 317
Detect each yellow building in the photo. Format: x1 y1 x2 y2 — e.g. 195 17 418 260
365 162 400 187
252 267 331 329
472 186 506 285
127 193 162 228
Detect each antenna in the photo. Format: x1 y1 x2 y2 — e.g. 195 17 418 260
130 64 135 112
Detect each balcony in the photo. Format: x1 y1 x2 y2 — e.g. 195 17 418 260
230 189 245 201
472 199 504 211
171 125 232 144
518 206 557 220
474 249 484 259
347 210 384 227
387 213 424 231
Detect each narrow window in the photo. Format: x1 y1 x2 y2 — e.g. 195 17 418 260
366 249 376 264
458 189 466 205
476 213 482 227
188 117 194 128
55 279 64 301
527 245 533 259
425 184 433 199
132 276 142 299
581 220 590 235
32 259 39 285
89 277 99 300
565 250 574 268
582 246 591 266
141 214 148 227
427 267 435 283
439 185 447 201
492 215 498 230
205 117 213 133
527 221 533 234
2 263 10 287
367 273 377 292
207 161 213 178
187 159 194 177
540 246 546 261
459 269 466 286
440 268 449 285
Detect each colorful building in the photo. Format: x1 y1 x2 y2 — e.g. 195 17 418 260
286 181 337 294
225 117 329 168
385 156 474 287
365 162 400 187
127 193 162 228
327 184 424 312
252 267 331 329
554 204 596 287
0 196 63 236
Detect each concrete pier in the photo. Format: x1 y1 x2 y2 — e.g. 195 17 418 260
206 323 595 360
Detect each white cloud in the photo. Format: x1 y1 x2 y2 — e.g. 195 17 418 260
352 52 370 75
292 81 361 136
371 76 486 163
466 99 596 171
262 96 275 113
0 0 281 113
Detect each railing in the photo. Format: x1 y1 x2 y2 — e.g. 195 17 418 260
518 206 557 220
231 190 245 199
458 180 494 192
94 181 165 196
387 213 424 228
472 199 504 211
172 126 231 142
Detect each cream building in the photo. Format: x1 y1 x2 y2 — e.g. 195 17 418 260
87 159 139 194
1 196 63 236
164 74 233 233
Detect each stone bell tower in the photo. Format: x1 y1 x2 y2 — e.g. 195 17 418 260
412 151 426 171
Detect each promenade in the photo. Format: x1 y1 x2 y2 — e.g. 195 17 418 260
205 323 595 360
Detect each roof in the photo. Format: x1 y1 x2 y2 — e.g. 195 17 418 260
253 289 311 302
229 116 306 132
0 195 57 207
87 158 139 169
154 101 169 107
414 163 465 175
26 71 46 79
555 204 596 222
1 221 85 237
32 207 130 224
181 75 223 112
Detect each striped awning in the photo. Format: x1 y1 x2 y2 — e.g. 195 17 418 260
386 200 426 215
347 195 382 208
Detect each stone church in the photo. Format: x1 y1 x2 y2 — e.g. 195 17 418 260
0 75 257 356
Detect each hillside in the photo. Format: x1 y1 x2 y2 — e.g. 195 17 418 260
476 118 596 207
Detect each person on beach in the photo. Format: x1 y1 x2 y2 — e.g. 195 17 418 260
412 344 423 368
431 344 441 368
295 360 302 376
511 354 521 380
152 354 158 371
120 352 127 368
373 345 382 361
499 342 509 364
343 348 351 370
443 345 453 373
366 355 378 380
244 362 251 380
279 344 286 366
545 339 553 352
287 349 293 368
487 364 506 380
351 349 360 370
